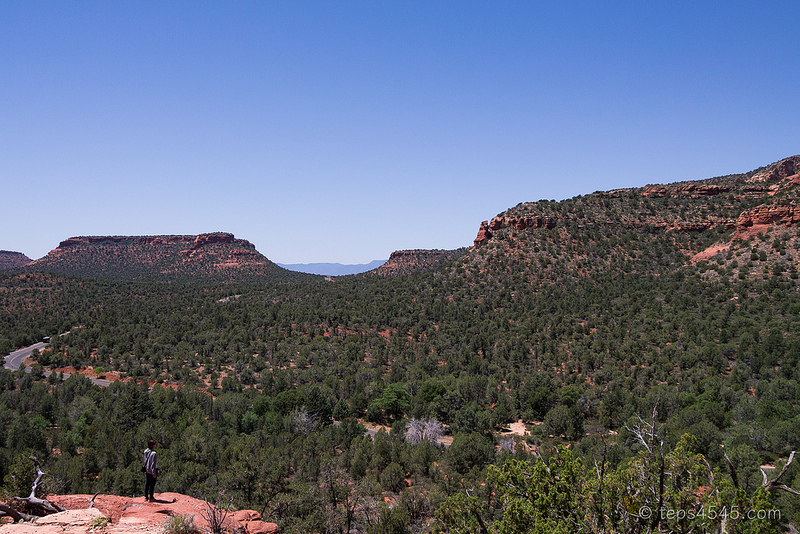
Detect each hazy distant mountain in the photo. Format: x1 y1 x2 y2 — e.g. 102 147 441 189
23 232 314 283
0 250 32 271
278 260 387 276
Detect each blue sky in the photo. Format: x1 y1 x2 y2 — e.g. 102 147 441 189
2 1 799 263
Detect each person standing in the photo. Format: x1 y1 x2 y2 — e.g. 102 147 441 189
143 439 159 502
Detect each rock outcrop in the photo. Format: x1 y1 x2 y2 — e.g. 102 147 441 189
747 155 800 183
473 221 492 248
0 494 279 534
489 215 558 232
734 202 800 239
473 215 558 248
179 232 256 257
641 183 731 198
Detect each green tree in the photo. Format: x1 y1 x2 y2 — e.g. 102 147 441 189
447 432 494 475
434 493 488 534
372 384 411 422
487 446 585 534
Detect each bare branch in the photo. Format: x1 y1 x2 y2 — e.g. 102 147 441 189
625 415 654 454
768 483 800 496
723 450 739 490
763 451 800 495
473 508 490 534
703 458 715 487
28 456 46 500
773 451 796 484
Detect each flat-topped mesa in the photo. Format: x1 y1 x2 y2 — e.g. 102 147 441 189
58 236 135 248
58 235 196 249
25 232 298 282
57 233 253 251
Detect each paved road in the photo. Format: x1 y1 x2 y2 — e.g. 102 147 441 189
4 336 112 387
5 340 49 371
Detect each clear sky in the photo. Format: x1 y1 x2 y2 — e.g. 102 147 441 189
2 1 799 263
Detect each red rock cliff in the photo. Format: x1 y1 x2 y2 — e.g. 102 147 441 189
734 202 800 239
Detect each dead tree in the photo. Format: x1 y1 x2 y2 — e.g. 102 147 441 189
624 404 666 533
0 457 65 521
404 418 443 445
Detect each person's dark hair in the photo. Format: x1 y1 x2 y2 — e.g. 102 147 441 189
148 439 156 449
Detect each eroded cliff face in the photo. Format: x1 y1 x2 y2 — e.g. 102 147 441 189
734 202 800 239
179 232 256 257
473 214 560 247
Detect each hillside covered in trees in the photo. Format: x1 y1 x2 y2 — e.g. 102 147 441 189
2 155 800 533
0 251 31 271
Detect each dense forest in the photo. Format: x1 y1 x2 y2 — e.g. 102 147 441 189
2 156 800 532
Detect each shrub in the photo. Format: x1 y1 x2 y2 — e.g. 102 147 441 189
163 514 200 534
89 517 111 530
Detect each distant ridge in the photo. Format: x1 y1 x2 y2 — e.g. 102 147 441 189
23 232 314 283
0 250 32 271
278 260 387 276
362 249 467 277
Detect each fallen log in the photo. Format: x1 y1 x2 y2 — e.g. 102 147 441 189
0 502 36 522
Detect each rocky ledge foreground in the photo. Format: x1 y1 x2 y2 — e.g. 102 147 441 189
0 493 278 534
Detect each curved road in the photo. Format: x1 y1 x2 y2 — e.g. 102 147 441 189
5 341 49 371
4 337 112 387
